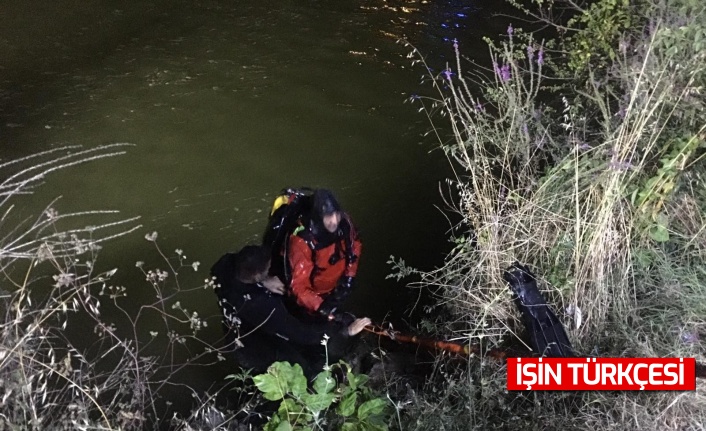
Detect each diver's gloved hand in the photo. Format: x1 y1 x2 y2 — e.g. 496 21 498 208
335 314 368 337
318 296 341 320
332 311 356 327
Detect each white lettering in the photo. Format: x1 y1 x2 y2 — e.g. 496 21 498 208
545 363 561 385
583 363 600 385
601 363 617 385
649 364 663 385
523 363 537 386
568 363 582 385
663 364 678 385
517 360 523 385
634 364 648 387
616 363 633 385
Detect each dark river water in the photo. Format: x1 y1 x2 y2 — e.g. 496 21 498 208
1 0 511 418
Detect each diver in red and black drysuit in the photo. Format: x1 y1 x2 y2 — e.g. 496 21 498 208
287 189 362 318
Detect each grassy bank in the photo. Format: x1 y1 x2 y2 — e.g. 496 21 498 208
397 0 706 429
0 146 232 429
3 0 705 428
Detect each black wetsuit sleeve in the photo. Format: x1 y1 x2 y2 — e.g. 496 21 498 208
236 292 346 346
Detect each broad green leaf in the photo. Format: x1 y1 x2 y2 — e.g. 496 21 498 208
347 371 357 390
253 374 286 401
271 362 296 384
365 422 389 431
274 421 293 431
260 362 307 398
338 392 358 417
264 414 283 431
357 398 388 420
278 399 301 416
363 414 390 431
340 384 354 398
313 371 335 394
301 393 335 414
353 373 369 388
288 365 308 397
341 423 357 431
649 224 670 243
278 399 311 425
635 250 653 268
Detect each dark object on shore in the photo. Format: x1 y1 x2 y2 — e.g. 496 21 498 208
503 262 574 358
697 362 706 379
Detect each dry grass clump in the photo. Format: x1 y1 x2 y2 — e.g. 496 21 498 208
0 146 240 430
396 1 706 428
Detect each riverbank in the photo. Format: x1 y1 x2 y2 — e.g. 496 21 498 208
2 0 704 429
396 0 706 429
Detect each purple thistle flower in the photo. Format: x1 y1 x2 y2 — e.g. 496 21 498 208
507 24 514 36
537 48 545 66
681 331 700 345
527 45 535 61
500 64 511 82
443 69 453 81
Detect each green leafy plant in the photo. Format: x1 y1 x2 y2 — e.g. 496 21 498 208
629 133 706 242
253 361 391 431
396 0 706 428
566 0 634 73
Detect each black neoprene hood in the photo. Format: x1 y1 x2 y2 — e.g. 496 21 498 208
312 189 341 217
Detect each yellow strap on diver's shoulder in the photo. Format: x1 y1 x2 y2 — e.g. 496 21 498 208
271 195 289 216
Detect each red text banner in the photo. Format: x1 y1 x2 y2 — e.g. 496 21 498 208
507 357 696 391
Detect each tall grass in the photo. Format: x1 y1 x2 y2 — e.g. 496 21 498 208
397 0 706 429
0 145 242 429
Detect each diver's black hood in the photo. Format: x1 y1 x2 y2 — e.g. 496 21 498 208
312 189 341 219
308 189 342 245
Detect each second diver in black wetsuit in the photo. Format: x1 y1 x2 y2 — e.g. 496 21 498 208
211 245 370 379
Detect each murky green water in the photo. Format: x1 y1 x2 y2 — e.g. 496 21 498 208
1 0 510 417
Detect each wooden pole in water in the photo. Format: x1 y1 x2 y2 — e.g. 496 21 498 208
363 325 509 360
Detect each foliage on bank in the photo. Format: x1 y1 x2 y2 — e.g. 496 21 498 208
3 0 706 429
0 147 234 430
394 0 706 429
252 361 391 431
